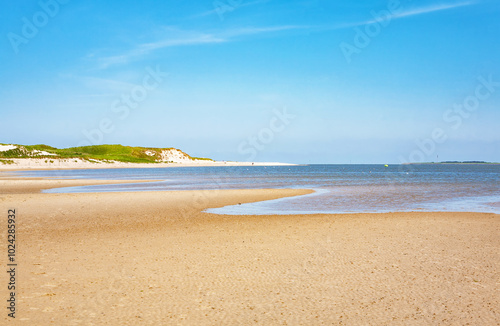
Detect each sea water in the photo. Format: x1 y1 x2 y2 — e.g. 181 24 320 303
9 164 500 215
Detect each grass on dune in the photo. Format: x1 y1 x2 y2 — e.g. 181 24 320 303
55 145 160 163
0 144 213 163
0 159 14 165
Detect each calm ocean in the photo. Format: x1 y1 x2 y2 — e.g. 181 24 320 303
12 164 500 215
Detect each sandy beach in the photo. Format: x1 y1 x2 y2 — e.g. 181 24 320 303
0 158 294 171
0 177 498 325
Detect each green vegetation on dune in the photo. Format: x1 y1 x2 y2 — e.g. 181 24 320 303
0 144 213 163
0 147 30 158
55 145 162 163
24 144 58 152
191 157 214 161
0 159 14 165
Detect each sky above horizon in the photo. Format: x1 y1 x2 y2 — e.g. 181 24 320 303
1 0 499 164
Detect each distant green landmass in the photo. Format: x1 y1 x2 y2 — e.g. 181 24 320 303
0 143 212 164
440 161 491 164
411 161 498 164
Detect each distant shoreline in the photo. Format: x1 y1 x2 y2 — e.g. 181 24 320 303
407 162 499 165
0 158 296 171
0 143 296 171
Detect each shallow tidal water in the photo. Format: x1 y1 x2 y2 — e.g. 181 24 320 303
11 164 500 215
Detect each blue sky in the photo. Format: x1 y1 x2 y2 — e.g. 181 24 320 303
1 0 499 163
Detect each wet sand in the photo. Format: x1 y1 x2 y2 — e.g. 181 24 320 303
0 179 498 325
0 178 160 194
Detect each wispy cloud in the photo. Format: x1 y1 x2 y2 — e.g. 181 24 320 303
393 1 475 19
193 0 271 19
223 25 307 37
95 34 226 69
92 25 307 69
91 1 471 69
343 1 476 28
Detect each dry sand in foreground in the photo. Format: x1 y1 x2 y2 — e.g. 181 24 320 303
0 179 498 325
